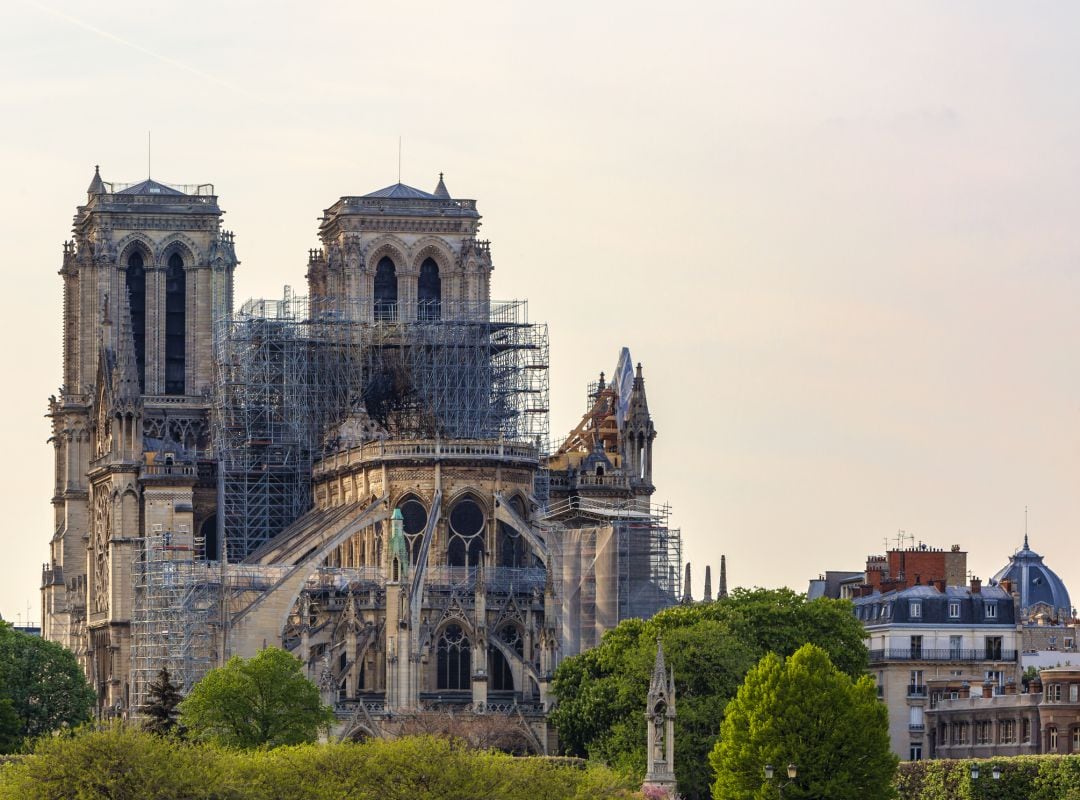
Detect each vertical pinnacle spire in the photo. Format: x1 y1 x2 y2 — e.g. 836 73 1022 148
433 172 450 199
704 565 712 602
682 563 692 603
87 164 105 195
719 555 728 598
650 635 667 692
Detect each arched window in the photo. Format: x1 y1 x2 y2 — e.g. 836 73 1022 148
447 497 485 567
489 646 513 692
436 624 471 691
126 251 146 392
164 252 186 394
374 256 397 321
398 496 428 565
199 514 218 561
418 257 441 321
498 497 529 569
490 624 522 692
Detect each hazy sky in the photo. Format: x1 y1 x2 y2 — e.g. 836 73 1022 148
2 1 1079 623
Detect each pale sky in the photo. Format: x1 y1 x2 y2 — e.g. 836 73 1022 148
2 1 1079 624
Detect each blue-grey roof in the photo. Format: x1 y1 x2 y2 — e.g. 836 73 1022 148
991 536 1072 615
116 178 185 196
363 183 437 200
852 583 1015 626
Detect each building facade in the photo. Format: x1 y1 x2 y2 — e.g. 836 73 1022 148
854 580 1022 761
927 667 1080 758
42 168 682 737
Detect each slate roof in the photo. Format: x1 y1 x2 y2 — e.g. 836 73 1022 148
991 536 1072 614
363 183 437 200
116 179 185 196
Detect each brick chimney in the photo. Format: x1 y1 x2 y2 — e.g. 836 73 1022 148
970 577 981 594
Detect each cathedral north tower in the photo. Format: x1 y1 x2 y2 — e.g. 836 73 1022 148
44 168 237 711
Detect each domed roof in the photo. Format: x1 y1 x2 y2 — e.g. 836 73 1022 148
991 535 1072 618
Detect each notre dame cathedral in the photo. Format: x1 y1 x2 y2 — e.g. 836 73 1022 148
42 167 681 744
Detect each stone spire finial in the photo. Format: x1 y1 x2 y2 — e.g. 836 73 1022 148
719 555 728 599
433 172 450 199
682 563 692 604
704 565 713 603
650 635 667 693
87 165 105 195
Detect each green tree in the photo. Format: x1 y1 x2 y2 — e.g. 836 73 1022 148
550 588 867 799
141 666 182 736
710 644 897 800
0 698 20 755
179 646 334 747
0 622 94 742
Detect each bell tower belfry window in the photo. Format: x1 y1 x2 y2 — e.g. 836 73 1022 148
164 252 186 394
374 256 397 321
126 251 147 393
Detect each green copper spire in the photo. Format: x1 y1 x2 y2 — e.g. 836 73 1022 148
388 507 409 582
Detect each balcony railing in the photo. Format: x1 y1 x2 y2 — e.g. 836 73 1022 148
869 648 1017 663
909 723 926 731
907 685 928 697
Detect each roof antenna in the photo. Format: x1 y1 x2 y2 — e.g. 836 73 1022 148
1024 505 1029 549
397 136 402 184
148 130 151 179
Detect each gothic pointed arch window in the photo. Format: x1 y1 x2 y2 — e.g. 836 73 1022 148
374 256 397 321
497 496 529 569
490 623 523 692
397 495 428 565
164 252 186 394
126 250 146 392
436 623 471 691
447 496 485 567
418 257 441 321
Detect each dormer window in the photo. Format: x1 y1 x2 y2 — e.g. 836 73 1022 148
985 601 998 619
949 601 960 619
909 601 922 619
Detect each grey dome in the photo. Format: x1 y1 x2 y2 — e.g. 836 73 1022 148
991 536 1072 618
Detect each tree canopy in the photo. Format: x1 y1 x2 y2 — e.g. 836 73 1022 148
179 647 335 748
0 725 643 800
141 666 182 736
710 644 897 800
549 588 868 800
0 622 94 749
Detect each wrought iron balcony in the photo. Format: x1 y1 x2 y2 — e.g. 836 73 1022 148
869 648 1017 663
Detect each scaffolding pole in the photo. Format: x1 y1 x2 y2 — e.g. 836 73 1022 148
130 525 219 711
212 290 549 562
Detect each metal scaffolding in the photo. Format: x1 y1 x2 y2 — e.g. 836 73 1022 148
540 499 682 655
212 290 550 561
130 525 220 711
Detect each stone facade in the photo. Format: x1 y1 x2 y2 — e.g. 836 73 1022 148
927 667 1080 758
43 170 680 737
854 580 1023 762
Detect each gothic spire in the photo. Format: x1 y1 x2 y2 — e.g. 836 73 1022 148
719 554 728 599
682 563 692 604
649 636 668 696
87 165 105 195
704 565 712 602
433 172 451 199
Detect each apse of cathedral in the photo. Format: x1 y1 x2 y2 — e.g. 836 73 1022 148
42 167 682 742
